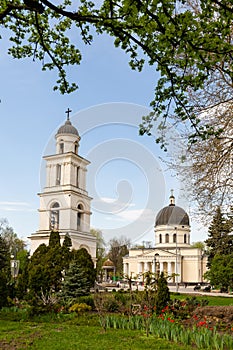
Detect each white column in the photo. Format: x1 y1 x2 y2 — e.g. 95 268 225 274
138 262 143 274
160 262 164 273
167 261 172 276
145 261 151 272
123 263 128 276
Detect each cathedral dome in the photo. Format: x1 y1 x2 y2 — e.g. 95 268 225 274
155 193 190 227
56 119 79 136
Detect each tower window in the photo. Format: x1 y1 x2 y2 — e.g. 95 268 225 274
76 167 79 187
159 234 162 243
56 164 61 185
77 204 83 230
184 234 187 243
173 233 177 243
74 142 78 154
165 233 169 243
50 202 59 230
59 143 64 154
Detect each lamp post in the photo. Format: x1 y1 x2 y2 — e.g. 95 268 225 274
175 227 179 292
10 254 20 279
154 253 159 281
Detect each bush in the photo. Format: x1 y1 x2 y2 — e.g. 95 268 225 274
76 295 95 309
69 303 92 313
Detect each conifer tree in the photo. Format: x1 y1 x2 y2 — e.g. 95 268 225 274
60 261 91 299
0 235 10 307
72 248 96 287
155 272 170 315
205 207 233 268
62 234 72 270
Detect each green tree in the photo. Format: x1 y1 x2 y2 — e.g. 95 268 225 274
155 272 170 315
0 235 10 308
60 261 91 299
72 248 96 287
204 253 233 291
0 218 26 255
15 250 30 300
28 244 50 296
205 207 233 268
61 233 72 270
0 1 231 138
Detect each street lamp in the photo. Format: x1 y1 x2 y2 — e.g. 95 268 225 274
154 253 159 280
10 254 20 279
175 227 179 292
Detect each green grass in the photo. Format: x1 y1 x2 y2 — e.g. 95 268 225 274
0 317 193 350
171 293 233 306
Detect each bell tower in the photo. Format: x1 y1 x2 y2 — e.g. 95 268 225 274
30 110 96 259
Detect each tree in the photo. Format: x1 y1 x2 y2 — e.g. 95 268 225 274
1 1 232 139
204 253 233 291
60 261 91 299
72 248 96 287
15 250 30 300
169 103 233 216
0 219 26 255
205 207 233 268
155 272 170 315
61 233 72 270
2 1 233 213
108 236 130 276
0 235 11 308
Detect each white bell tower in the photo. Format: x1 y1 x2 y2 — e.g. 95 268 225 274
30 110 96 259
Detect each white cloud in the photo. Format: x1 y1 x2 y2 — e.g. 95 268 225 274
0 201 36 212
116 208 154 222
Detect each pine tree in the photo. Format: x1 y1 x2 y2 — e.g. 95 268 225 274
61 234 72 270
72 248 96 287
49 231 61 247
155 272 170 315
205 207 233 268
60 261 91 299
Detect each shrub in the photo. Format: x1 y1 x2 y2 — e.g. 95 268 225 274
76 295 95 310
69 303 91 314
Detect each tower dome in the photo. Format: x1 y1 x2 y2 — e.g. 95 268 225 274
155 192 190 227
56 119 79 136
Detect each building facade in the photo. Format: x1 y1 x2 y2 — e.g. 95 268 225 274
123 193 208 284
29 114 96 259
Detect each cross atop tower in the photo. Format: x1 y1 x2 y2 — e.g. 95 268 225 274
65 108 72 121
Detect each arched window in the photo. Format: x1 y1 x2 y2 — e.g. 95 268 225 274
74 142 78 154
77 204 83 230
50 202 59 230
56 164 61 185
59 143 64 154
184 234 187 243
159 234 162 243
173 233 177 243
165 233 169 243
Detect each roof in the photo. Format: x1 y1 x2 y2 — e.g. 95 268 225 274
56 119 79 136
155 204 190 226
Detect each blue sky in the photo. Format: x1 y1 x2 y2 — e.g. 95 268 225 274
0 31 207 246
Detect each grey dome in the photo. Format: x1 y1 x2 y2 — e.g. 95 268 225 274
56 119 79 136
155 204 190 227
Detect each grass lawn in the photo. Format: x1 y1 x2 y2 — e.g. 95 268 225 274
171 292 233 306
0 317 193 350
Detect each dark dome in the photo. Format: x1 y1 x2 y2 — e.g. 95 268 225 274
155 204 190 226
56 119 79 136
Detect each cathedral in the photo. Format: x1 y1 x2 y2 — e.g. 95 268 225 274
29 113 96 259
123 192 208 285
